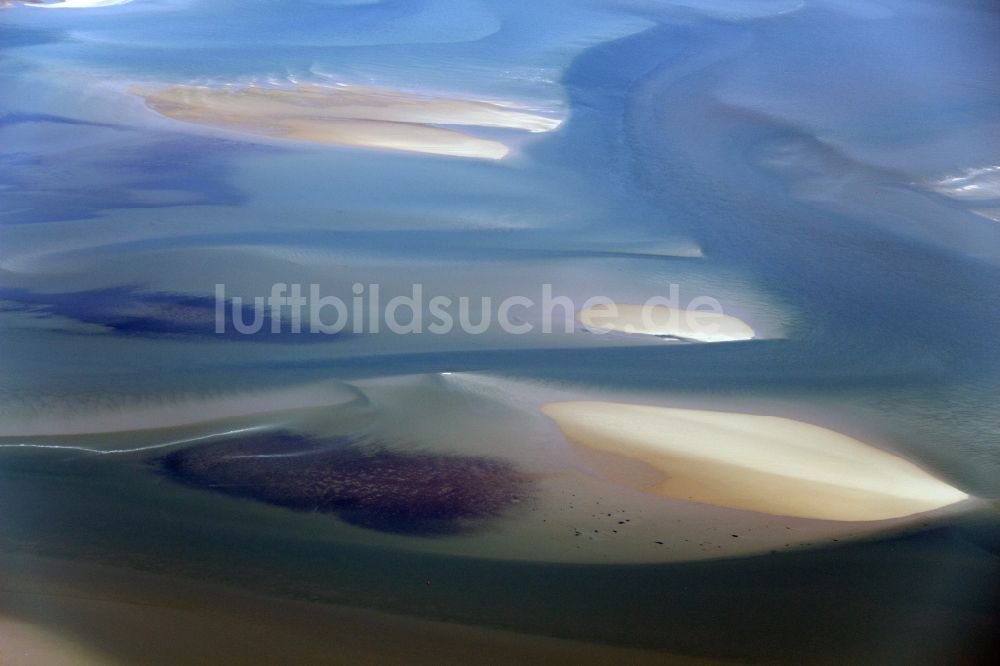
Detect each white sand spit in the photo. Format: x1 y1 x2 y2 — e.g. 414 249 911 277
578 303 755 342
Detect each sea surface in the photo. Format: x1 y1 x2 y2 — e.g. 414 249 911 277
1 0 998 663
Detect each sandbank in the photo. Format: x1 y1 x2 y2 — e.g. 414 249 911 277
132 83 562 159
577 303 755 342
541 401 968 521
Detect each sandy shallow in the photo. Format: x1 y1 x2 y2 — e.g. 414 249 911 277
0 380 364 438
972 208 1000 222
541 400 969 522
0 617 113 666
577 303 755 342
928 165 1000 200
0 373 977 565
133 83 562 159
0 553 715 666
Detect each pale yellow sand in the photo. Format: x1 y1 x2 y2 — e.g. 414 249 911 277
132 83 562 159
577 303 755 342
541 401 968 521
279 117 508 159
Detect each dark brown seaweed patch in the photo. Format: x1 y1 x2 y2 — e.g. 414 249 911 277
158 431 531 536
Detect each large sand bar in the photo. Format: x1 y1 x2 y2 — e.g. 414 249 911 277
133 83 562 159
542 401 968 521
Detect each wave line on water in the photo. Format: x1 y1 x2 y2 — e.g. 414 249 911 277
0 426 267 456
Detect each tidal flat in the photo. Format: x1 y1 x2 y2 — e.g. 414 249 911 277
1 0 999 663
